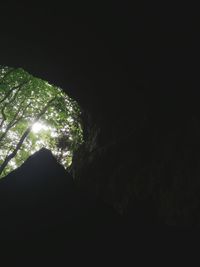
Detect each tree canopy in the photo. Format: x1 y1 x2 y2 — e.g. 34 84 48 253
0 66 83 178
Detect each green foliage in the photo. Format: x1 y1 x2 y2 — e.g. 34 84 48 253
0 66 83 178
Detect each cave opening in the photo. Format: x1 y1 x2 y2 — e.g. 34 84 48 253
0 66 83 178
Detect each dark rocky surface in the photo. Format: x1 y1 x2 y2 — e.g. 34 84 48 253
0 6 199 259
0 148 122 243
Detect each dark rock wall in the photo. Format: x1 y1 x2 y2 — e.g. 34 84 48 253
1 3 200 229
0 148 122 242
72 101 200 226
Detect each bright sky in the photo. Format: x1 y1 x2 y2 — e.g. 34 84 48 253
31 122 49 133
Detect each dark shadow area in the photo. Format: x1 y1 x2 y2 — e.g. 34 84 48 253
0 148 122 243
0 3 199 257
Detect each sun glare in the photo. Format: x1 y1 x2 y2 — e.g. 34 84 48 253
32 122 48 133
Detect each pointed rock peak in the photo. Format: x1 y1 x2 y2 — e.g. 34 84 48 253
28 147 56 162
17 147 64 174
0 147 73 191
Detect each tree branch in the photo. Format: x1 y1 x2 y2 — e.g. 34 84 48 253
0 97 56 176
0 68 15 82
0 81 30 130
0 80 29 105
0 103 7 128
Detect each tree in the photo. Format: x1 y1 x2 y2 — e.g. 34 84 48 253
0 66 83 178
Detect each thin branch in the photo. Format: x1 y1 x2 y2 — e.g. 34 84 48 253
0 97 56 176
0 68 15 82
8 102 32 129
0 98 27 141
0 81 30 130
0 80 29 104
0 103 7 128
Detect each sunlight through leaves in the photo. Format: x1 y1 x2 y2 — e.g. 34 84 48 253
0 66 83 178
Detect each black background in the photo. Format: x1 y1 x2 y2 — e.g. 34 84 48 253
0 1 199 258
0 3 145 124
1 3 198 130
